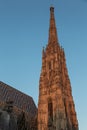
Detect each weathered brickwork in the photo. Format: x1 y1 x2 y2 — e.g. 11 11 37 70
38 7 79 130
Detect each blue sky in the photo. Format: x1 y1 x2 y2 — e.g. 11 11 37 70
0 0 87 129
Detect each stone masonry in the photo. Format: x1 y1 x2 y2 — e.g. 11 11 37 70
38 7 79 130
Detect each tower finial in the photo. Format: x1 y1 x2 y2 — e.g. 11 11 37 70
50 6 54 12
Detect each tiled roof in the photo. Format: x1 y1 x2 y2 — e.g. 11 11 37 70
0 81 37 117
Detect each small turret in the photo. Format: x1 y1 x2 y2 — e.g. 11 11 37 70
42 47 45 58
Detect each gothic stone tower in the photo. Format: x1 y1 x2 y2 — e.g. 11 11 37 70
38 7 78 130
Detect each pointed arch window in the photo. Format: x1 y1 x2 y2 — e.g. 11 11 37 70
48 98 53 126
48 62 51 70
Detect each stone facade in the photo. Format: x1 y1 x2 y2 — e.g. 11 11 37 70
38 7 79 130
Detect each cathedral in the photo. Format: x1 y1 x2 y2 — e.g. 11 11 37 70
0 6 78 130
38 7 79 130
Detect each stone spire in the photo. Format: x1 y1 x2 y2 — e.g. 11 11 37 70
48 6 58 45
38 6 79 130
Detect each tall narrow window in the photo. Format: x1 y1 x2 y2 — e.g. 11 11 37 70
49 62 51 70
48 99 53 127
